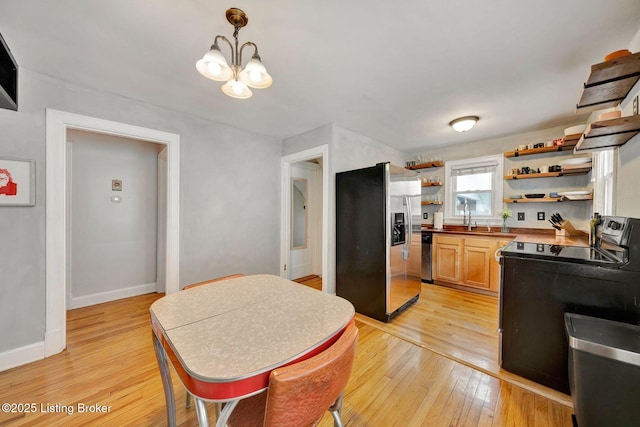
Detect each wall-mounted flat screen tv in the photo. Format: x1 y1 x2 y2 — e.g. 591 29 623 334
0 32 18 111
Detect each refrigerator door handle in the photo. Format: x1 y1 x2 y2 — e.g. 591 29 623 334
403 196 412 260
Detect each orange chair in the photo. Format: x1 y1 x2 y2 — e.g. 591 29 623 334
182 273 244 410
225 322 358 427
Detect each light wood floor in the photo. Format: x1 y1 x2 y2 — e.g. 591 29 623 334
0 283 573 426
356 283 572 407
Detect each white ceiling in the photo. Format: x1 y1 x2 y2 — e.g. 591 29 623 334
1 1 640 153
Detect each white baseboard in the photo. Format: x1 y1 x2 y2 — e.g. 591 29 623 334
68 282 157 309
0 341 45 372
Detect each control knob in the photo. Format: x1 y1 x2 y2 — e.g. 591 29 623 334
609 220 622 231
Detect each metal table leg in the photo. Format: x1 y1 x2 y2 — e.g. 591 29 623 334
152 333 176 427
216 400 238 427
193 398 238 427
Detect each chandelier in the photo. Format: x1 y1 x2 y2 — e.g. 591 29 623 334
196 8 272 99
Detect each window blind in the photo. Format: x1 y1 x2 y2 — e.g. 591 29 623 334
450 161 499 177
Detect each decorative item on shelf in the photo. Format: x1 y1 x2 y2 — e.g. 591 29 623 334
196 8 272 99
501 208 512 233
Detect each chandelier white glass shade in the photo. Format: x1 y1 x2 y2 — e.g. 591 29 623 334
449 116 479 132
196 8 272 99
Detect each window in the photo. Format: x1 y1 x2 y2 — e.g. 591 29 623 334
444 155 504 222
592 149 615 215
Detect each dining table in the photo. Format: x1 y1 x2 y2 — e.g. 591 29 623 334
150 274 355 427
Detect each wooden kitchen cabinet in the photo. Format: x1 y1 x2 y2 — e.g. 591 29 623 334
462 237 492 290
433 234 462 283
433 233 508 294
408 237 421 278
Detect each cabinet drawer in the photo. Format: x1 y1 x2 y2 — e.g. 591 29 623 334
435 235 462 245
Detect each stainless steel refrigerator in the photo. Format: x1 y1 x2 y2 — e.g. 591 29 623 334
336 162 422 322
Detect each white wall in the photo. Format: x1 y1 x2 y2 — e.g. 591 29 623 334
416 124 595 231
615 28 640 217
282 123 406 293
0 68 281 357
68 130 160 307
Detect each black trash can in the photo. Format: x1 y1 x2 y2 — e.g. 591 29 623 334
565 313 640 427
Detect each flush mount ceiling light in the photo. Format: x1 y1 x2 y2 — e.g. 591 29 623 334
449 116 479 132
196 8 272 99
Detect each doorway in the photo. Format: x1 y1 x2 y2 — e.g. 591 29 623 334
289 161 321 280
45 109 180 358
280 145 329 291
66 129 165 309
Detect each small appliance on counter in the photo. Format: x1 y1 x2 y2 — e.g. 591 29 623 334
498 216 640 393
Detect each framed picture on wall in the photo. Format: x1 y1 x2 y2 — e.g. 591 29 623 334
0 157 35 206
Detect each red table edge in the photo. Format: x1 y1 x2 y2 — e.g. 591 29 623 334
151 316 355 401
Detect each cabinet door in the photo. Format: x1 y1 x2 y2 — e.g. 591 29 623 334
434 235 461 283
462 237 491 289
407 237 421 278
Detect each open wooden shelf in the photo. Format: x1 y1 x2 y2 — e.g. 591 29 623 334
576 51 640 111
574 115 640 151
422 182 443 187
504 196 593 203
504 167 591 180
422 201 443 205
407 161 444 170
504 141 577 158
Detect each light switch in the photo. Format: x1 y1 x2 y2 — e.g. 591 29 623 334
111 196 122 203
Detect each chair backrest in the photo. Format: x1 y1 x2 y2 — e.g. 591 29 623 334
263 322 358 427
182 273 244 290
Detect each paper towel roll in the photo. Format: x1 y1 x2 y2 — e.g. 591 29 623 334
434 212 444 230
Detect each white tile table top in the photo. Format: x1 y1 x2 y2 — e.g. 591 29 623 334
150 274 355 382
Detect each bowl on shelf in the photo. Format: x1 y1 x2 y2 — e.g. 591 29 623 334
599 110 622 121
525 193 545 199
564 124 587 136
559 157 592 165
604 49 631 61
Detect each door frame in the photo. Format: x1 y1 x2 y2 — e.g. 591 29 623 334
45 109 180 357
280 145 329 290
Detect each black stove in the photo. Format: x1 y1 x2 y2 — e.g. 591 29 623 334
499 216 640 394
502 241 625 266
501 215 640 270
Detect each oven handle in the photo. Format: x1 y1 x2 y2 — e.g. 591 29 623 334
494 246 507 262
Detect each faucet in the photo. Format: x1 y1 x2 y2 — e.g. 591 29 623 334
464 202 473 231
